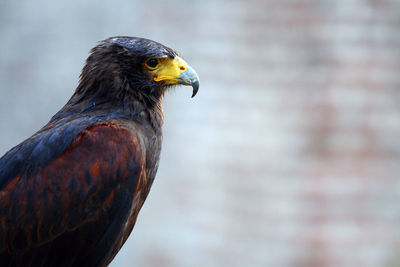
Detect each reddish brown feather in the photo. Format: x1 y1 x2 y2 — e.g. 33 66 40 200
0 123 145 256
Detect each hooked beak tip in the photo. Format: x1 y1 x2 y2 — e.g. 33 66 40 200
191 80 199 98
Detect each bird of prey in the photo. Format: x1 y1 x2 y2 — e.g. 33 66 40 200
0 36 199 266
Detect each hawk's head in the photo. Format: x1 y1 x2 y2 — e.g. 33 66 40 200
77 36 199 102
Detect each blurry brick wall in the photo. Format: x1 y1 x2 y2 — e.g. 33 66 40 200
1 1 400 267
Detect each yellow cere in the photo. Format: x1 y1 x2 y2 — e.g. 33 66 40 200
150 57 189 85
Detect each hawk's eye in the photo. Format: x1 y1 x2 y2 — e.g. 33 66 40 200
146 58 159 69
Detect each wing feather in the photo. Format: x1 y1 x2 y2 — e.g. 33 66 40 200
0 122 145 266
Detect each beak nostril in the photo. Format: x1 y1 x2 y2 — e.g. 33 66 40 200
180 66 186 71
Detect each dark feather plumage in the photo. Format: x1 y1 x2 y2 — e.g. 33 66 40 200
0 36 198 266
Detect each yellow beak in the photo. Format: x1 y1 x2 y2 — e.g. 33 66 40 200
152 56 200 97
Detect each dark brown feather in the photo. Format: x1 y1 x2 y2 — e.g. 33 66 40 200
0 122 158 266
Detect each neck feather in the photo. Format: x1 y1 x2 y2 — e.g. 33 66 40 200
52 71 164 131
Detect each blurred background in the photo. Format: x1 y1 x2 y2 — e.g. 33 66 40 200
1 0 400 266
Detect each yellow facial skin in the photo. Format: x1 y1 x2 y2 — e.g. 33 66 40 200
157 57 186 84
144 56 200 97
144 56 187 84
